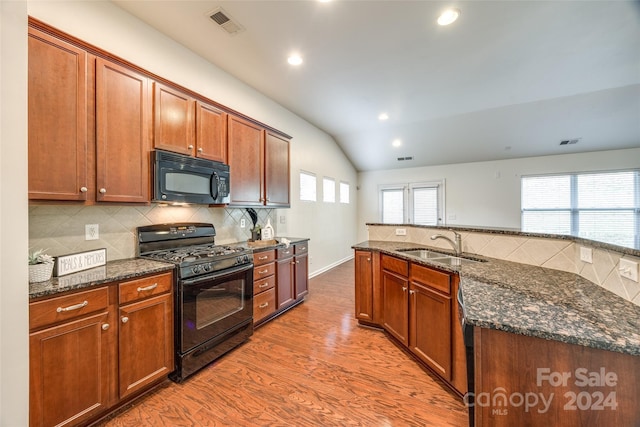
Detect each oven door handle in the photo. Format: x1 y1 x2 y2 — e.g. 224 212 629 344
180 263 253 286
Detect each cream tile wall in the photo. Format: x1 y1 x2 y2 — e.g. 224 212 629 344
29 205 277 261
368 225 640 306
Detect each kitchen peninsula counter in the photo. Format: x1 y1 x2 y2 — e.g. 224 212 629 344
352 240 640 357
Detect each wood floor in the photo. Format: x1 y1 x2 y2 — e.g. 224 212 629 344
99 260 469 426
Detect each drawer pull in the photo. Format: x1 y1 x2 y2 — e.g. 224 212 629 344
258 269 269 274
299 247 306 251
259 283 271 288
102 323 110 331
57 300 88 313
121 317 129 324
137 283 158 292
258 255 269 260
258 302 269 309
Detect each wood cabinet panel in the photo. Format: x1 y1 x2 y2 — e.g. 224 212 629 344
153 82 195 155
29 311 112 427
227 115 264 205
254 262 276 281
295 253 309 299
382 270 409 345
254 275 276 295
276 256 295 309
254 288 276 323
411 263 451 295
253 250 276 266
118 293 173 400
118 272 172 305
96 58 151 203
264 130 290 207
30 287 109 330
196 101 227 162
381 255 409 277
28 27 88 201
355 250 374 322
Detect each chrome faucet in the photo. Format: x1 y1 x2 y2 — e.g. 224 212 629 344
431 229 462 256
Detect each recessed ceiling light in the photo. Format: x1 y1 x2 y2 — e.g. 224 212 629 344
378 113 389 121
437 8 460 26
318 0 331 3
287 54 303 66
392 139 402 148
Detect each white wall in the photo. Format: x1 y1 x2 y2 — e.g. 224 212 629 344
27 1 359 274
357 148 640 242
1 1 30 425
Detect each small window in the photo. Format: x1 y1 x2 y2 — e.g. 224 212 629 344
299 171 316 201
323 177 336 203
339 181 350 204
379 181 444 225
380 187 405 223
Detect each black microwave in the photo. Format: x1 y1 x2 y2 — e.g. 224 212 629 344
152 150 230 205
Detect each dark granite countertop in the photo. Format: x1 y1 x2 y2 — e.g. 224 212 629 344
29 258 175 300
239 237 310 252
352 240 640 356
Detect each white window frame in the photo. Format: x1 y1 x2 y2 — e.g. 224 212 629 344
339 181 350 204
323 177 336 203
378 180 445 225
299 170 317 202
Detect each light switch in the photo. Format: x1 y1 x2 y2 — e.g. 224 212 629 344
85 224 99 241
619 258 639 282
240 218 246 228
395 228 407 236
579 247 593 263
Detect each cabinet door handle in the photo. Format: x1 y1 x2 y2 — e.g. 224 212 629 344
258 269 269 274
409 290 416 295
121 316 129 324
367 258 371 262
259 283 270 288
99 188 107 194
188 145 194 150
296 260 300 264
402 287 407 292
57 300 88 313
102 323 110 331
80 186 88 193
197 147 203 153
259 302 269 309
258 255 268 260
137 283 158 292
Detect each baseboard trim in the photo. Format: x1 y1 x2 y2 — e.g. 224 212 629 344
309 254 354 279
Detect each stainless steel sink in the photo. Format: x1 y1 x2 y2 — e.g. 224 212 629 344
396 248 485 266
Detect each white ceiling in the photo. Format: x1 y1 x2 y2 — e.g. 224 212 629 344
112 0 640 171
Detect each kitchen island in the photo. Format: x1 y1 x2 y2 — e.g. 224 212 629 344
353 238 640 426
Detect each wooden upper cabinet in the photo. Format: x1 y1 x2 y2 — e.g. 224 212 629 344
264 130 290 207
153 82 195 155
196 101 227 162
227 114 264 206
28 27 88 201
96 58 151 203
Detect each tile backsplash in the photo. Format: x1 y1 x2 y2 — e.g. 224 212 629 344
29 205 277 261
368 225 640 306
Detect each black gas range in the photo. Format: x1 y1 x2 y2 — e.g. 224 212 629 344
137 223 254 382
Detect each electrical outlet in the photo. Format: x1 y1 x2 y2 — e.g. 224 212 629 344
619 258 639 282
579 247 593 263
395 228 406 236
240 218 246 228
280 215 286 224
85 224 99 241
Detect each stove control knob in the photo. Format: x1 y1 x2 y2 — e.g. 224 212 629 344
203 263 212 272
192 265 202 274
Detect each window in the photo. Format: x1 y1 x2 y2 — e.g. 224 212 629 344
379 181 444 225
339 181 350 204
323 177 335 203
521 170 640 247
299 171 316 201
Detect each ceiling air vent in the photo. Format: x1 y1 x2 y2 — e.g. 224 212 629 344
209 8 245 35
397 156 414 161
559 138 581 145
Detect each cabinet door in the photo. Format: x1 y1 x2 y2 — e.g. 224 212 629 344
382 270 409 346
409 281 452 381
196 101 227 162
118 293 173 399
294 253 309 299
227 115 264 205
276 257 295 309
264 130 290 207
29 312 112 427
355 250 374 322
153 82 195 155
96 58 151 203
28 27 88 201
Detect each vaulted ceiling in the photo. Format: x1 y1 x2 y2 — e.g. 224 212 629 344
112 0 640 171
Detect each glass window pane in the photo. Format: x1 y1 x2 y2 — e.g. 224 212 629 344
577 172 635 209
522 211 572 235
323 177 335 203
578 211 636 247
382 189 404 223
522 176 571 209
300 172 316 201
339 182 349 204
413 187 438 225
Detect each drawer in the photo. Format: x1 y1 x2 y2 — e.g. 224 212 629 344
277 246 294 259
411 264 451 295
253 287 276 323
381 254 409 277
254 275 275 295
119 272 173 305
253 250 276 266
254 262 275 281
30 286 109 331
294 243 308 255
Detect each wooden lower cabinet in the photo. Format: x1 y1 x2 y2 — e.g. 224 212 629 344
354 250 382 324
276 247 295 309
382 269 409 345
29 272 174 427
